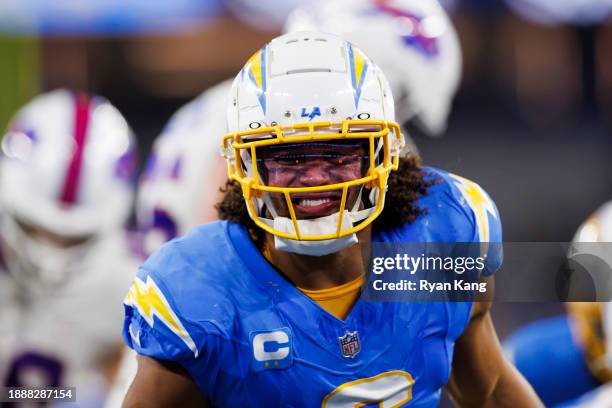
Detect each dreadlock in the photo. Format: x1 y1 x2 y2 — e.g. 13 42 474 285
215 154 434 249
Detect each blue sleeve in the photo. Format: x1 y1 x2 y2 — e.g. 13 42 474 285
121 225 253 403
122 241 206 363
122 267 201 363
122 271 231 403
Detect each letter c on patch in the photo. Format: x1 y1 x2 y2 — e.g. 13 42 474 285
253 331 290 362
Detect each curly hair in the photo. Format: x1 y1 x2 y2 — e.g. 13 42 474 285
215 154 434 249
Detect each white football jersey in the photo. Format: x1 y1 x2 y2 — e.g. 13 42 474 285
0 230 139 408
137 80 231 256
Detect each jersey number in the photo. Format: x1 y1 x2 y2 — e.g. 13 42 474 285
322 370 415 407
4 352 64 388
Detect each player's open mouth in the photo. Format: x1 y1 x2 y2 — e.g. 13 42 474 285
292 194 341 218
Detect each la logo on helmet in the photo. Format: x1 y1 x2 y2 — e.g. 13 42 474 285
300 106 321 121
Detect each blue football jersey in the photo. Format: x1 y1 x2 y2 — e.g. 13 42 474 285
122 167 502 407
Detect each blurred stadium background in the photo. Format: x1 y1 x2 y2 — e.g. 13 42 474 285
1 0 611 404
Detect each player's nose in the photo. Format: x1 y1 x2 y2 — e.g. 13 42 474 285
298 164 331 186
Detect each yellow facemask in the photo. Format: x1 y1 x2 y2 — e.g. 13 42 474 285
222 119 405 241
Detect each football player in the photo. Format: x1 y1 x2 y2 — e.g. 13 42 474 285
121 31 541 407
137 0 462 257
112 2 463 403
0 89 140 407
504 202 612 407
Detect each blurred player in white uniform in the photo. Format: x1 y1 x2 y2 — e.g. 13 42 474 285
0 89 139 408
137 80 231 256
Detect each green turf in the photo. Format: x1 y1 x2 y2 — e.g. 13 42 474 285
0 36 40 134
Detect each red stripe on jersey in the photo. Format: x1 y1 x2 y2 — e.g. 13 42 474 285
60 93 91 206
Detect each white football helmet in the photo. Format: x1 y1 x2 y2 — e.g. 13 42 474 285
285 0 462 136
0 89 137 286
223 31 404 256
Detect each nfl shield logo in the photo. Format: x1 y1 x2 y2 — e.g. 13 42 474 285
338 331 361 358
